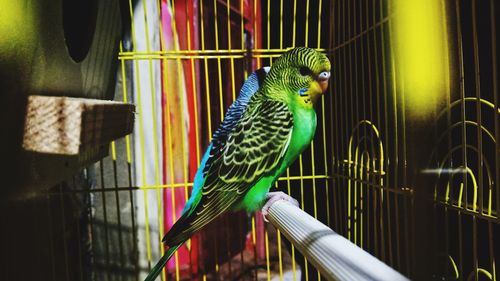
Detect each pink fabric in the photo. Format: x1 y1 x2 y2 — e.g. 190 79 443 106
160 0 195 273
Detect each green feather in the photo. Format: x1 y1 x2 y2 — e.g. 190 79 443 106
144 244 182 281
238 99 318 211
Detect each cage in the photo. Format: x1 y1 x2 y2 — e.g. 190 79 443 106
1 0 499 280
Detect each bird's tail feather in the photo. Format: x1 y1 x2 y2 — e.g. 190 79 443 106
144 243 183 281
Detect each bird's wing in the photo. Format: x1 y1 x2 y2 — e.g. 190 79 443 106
177 68 270 216
211 67 269 143
162 67 269 244
164 97 293 246
205 98 293 189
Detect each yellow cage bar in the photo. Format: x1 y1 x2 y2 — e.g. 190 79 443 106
2 0 499 281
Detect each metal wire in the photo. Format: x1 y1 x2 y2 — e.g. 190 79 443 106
329 0 499 280
40 0 499 280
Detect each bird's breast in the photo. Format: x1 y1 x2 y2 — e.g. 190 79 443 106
281 107 317 169
237 107 317 212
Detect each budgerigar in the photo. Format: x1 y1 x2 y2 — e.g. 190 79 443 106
145 47 331 281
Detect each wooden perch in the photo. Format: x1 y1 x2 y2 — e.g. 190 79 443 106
266 200 409 281
23 95 135 155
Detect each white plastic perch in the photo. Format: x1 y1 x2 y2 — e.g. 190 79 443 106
265 200 410 281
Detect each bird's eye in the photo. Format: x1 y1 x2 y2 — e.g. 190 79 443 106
299 66 311 76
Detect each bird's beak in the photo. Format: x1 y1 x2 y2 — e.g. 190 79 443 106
317 71 331 93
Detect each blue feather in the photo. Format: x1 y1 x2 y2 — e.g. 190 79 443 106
181 143 211 214
210 67 269 143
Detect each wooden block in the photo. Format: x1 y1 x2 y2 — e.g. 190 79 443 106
18 144 110 196
23 95 135 155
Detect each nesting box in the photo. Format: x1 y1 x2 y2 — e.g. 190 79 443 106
0 0 134 195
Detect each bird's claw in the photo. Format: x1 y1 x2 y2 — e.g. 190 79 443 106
261 191 299 222
261 210 270 223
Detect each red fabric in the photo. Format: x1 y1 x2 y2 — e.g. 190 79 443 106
160 0 200 277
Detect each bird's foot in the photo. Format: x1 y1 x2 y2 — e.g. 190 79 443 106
261 191 299 222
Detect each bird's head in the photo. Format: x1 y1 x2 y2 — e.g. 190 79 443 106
263 47 331 108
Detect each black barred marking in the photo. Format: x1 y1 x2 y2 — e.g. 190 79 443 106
163 68 271 246
218 99 292 183
163 67 291 246
261 47 331 103
204 67 270 175
162 48 330 247
164 98 293 246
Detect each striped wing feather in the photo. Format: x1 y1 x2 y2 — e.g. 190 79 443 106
164 97 293 245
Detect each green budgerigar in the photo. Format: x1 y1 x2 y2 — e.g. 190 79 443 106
145 47 331 281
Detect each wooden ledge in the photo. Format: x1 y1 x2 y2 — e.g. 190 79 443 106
23 95 135 155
